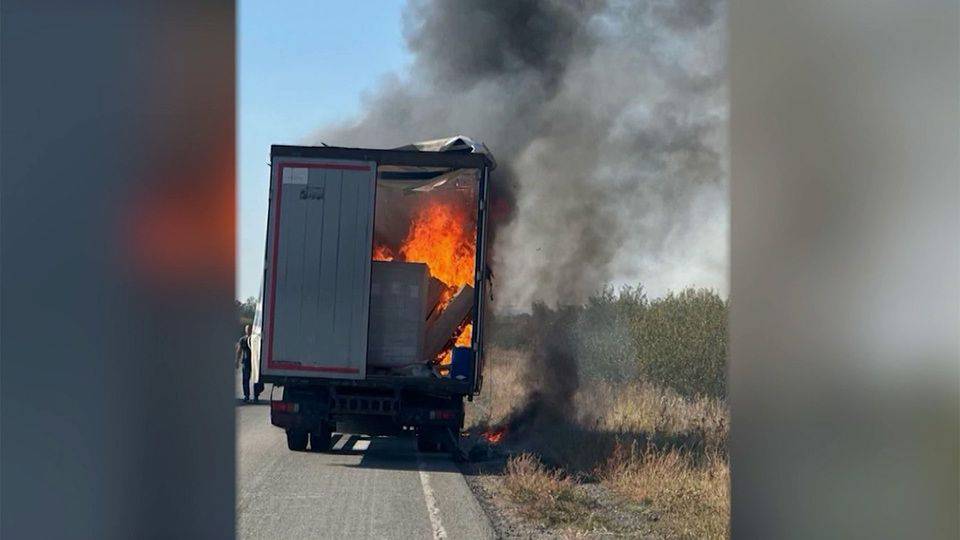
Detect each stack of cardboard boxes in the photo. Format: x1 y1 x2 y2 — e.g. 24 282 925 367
367 261 472 374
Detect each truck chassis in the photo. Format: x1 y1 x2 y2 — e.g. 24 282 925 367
267 378 466 454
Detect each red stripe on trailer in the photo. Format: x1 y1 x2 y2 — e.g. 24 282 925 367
265 161 369 374
269 361 360 374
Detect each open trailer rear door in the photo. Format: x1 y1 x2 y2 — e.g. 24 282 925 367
260 156 376 380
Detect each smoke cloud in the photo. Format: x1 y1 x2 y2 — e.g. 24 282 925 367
314 0 728 310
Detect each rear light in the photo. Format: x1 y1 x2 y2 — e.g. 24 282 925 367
271 401 299 413
429 409 456 420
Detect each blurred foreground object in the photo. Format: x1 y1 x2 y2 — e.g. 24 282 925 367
730 1 958 537
1 2 236 538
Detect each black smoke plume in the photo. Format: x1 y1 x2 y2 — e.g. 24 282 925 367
314 1 727 450
314 0 727 309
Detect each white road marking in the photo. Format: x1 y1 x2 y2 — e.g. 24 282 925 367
353 439 370 451
331 434 350 451
417 456 448 540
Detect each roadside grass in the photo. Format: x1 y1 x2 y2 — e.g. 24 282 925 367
589 382 729 537
465 348 528 429
579 379 728 459
601 445 730 539
502 453 610 532
471 347 730 538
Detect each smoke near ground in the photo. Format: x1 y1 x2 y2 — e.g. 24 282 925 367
313 0 727 309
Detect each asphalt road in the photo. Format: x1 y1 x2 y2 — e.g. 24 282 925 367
235 374 495 539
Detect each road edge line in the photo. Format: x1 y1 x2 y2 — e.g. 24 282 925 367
417 456 448 540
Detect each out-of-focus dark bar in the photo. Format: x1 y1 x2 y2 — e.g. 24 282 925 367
1 2 236 538
730 1 958 538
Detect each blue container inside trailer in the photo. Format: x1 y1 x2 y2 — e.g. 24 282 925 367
450 347 474 382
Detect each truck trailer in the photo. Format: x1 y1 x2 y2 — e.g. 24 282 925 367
250 137 493 455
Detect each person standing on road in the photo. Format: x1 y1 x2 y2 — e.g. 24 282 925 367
236 325 254 403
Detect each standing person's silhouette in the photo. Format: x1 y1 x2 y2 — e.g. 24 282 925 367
236 325 254 402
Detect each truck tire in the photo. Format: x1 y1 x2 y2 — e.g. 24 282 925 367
416 429 442 453
286 429 308 451
309 424 332 452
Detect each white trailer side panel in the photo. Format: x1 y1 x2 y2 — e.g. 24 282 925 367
260 158 376 379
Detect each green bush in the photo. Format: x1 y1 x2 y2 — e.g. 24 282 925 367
486 311 535 351
633 289 727 399
572 285 646 382
236 296 257 334
485 285 728 397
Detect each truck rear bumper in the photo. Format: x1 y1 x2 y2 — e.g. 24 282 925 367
270 410 317 431
270 384 464 433
261 374 473 394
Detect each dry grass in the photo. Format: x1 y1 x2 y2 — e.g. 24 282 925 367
577 380 728 457
470 348 728 439
473 347 731 538
501 453 603 529
602 446 730 538
466 348 529 428
588 381 729 537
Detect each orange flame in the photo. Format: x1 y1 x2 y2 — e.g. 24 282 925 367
482 426 506 444
439 323 473 366
399 200 475 289
456 323 473 347
372 243 395 261
373 197 476 363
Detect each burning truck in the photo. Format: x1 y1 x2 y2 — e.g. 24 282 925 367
250 136 494 454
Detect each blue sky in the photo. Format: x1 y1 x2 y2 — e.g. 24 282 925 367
237 0 411 300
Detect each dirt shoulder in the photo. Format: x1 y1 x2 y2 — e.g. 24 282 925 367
460 456 658 539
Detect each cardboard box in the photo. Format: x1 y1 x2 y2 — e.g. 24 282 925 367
367 261 429 368
424 285 474 360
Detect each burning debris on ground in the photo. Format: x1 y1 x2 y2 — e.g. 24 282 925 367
462 306 585 467
481 426 506 445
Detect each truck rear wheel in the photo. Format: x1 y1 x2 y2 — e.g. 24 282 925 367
416 428 443 453
309 424 332 452
286 429 308 451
